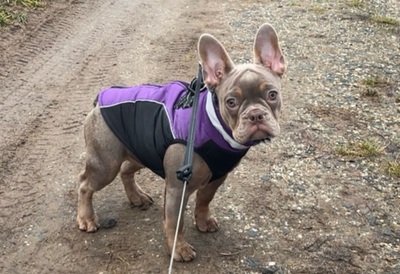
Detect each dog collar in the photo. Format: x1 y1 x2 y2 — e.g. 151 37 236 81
205 91 249 150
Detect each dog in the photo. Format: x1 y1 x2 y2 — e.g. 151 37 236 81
76 23 286 262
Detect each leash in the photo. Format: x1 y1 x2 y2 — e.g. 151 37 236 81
168 63 203 274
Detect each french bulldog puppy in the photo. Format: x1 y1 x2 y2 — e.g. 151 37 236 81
76 23 285 262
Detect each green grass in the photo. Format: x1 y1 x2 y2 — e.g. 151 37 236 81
0 8 12 26
336 139 385 158
345 0 364 8
360 76 391 97
2 0 44 8
0 0 44 27
310 5 326 14
290 0 300 7
372 16 399 26
385 160 400 178
344 1 399 26
361 77 390 87
338 139 400 177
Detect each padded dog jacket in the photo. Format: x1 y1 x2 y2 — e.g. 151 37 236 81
98 81 250 181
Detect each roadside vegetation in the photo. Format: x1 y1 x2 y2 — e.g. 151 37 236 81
0 0 45 27
336 139 385 158
386 160 400 178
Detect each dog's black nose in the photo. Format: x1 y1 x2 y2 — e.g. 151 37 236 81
248 109 266 123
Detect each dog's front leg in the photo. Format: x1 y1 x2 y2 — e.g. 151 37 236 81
164 178 195 261
163 144 211 262
195 175 226 233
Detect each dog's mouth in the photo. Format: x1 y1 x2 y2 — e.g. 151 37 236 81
245 136 272 146
232 119 279 146
242 123 276 145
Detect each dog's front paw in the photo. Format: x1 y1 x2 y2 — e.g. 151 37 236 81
195 209 220 232
172 242 196 262
195 216 220 232
77 214 100 232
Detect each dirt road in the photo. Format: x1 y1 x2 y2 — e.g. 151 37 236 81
1 0 399 273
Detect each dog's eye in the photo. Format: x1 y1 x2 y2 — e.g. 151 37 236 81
226 98 237 108
268 90 278 101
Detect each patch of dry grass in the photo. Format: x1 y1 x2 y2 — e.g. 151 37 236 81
372 16 399 26
336 139 385 158
361 77 390 88
360 76 392 97
385 160 400 178
310 5 326 14
0 0 45 27
345 0 364 8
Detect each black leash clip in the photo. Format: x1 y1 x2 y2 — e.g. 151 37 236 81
176 164 193 183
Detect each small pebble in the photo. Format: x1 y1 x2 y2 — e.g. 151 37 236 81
100 218 117 229
245 257 260 268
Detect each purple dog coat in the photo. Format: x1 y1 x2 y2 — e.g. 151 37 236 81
98 81 250 181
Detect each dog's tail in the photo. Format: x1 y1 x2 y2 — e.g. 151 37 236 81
93 94 99 107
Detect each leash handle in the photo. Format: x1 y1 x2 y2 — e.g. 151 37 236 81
176 63 203 183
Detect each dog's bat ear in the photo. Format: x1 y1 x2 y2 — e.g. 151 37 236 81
253 23 286 76
198 34 234 89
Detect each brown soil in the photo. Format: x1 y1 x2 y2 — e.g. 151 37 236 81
0 0 399 273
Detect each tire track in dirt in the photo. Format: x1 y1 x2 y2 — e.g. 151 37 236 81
0 1 80 182
0 0 218 273
0 0 134 182
0 1 146 272
0 0 140 227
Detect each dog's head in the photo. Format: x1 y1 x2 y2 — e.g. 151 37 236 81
198 23 285 145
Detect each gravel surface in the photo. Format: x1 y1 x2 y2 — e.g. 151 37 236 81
219 0 400 273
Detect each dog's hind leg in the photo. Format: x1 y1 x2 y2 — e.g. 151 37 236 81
120 160 154 209
77 107 127 232
77 163 120 232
